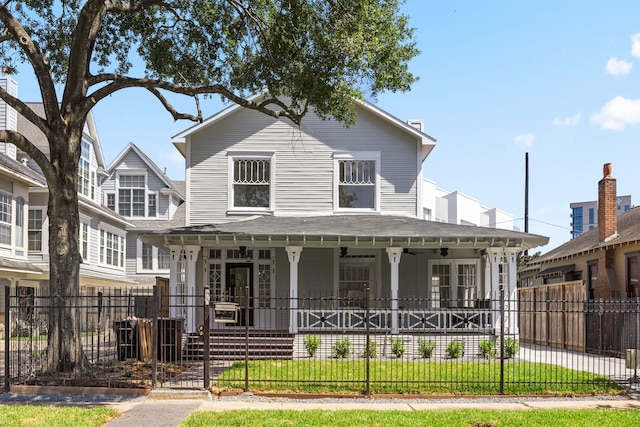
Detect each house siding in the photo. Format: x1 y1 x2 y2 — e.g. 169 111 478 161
188 106 420 224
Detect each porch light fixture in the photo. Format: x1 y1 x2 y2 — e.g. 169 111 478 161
340 247 348 257
440 247 449 257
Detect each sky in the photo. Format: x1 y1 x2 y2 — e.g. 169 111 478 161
11 1 640 254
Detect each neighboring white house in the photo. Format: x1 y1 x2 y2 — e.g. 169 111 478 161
422 178 516 230
143 97 548 336
102 142 185 287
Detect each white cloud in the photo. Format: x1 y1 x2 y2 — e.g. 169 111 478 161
514 133 535 149
553 113 581 127
632 33 640 58
606 57 632 76
590 96 640 130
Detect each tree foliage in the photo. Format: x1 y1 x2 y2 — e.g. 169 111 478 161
0 0 419 372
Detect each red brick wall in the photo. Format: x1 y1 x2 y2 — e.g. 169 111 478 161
597 177 617 242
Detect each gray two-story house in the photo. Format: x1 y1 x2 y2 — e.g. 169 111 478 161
144 98 548 336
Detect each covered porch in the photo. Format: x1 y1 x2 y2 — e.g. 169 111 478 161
143 215 547 336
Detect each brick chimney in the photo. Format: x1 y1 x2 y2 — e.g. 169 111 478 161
595 162 618 299
598 162 617 242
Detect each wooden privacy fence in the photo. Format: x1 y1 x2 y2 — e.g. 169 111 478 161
518 281 586 352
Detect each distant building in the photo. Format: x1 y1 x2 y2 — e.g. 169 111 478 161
570 195 632 239
422 178 516 231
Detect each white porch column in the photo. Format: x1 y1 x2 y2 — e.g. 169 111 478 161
168 245 200 333
184 245 201 333
386 248 403 333
488 248 519 337
505 249 519 336
286 246 303 334
488 248 502 335
168 245 181 320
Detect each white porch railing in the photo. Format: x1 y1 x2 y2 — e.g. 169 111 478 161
297 308 493 332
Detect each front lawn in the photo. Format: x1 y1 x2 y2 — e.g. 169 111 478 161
215 360 621 395
182 409 640 427
0 405 117 427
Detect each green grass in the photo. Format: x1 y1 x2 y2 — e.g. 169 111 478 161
0 405 117 427
215 360 621 395
182 409 640 427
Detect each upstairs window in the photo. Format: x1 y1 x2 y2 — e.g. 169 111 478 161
78 140 91 197
229 154 273 210
99 229 124 268
334 152 379 211
15 197 24 248
148 193 157 217
80 222 89 263
106 193 115 211
0 192 12 245
28 210 42 251
118 175 145 217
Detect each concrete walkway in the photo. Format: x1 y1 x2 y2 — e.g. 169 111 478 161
101 391 640 427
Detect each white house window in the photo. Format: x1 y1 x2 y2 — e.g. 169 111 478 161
457 263 477 308
78 140 91 197
80 222 89 262
28 209 42 251
333 152 380 211
142 242 153 269
106 193 115 211
148 193 157 217
158 247 170 270
118 175 145 217
431 264 450 308
90 171 96 201
229 154 274 210
0 192 12 245
99 229 124 268
15 197 24 248
338 255 376 308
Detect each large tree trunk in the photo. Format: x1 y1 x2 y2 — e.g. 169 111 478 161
45 130 87 372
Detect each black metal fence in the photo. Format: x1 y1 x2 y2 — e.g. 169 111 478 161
2 285 639 395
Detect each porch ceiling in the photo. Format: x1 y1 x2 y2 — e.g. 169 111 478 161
142 215 549 250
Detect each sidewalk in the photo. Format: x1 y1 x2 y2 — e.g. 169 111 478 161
102 390 640 427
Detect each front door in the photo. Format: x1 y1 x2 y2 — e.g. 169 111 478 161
226 263 254 326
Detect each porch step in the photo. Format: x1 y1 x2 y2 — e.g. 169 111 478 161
182 330 294 361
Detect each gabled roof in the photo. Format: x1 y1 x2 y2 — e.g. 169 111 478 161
107 142 185 201
533 206 640 264
171 95 437 160
16 103 107 170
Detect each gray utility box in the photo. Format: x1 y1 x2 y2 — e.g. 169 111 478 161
213 302 240 323
626 349 640 369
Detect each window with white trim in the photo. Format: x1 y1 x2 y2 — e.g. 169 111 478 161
429 259 480 308
99 229 124 268
118 175 145 216
229 154 273 210
106 193 115 211
78 140 91 197
0 192 12 245
15 197 24 248
148 193 157 217
333 152 380 211
338 255 376 308
80 222 89 262
157 247 170 270
28 209 42 251
142 242 153 270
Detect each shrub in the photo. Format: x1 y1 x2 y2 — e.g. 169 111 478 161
304 335 321 357
478 340 496 359
362 340 378 358
332 337 351 359
417 338 437 358
390 337 405 358
446 340 465 358
503 338 519 359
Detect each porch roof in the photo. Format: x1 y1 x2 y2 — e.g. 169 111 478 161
142 215 549 250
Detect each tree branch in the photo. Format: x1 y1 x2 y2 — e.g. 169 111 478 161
0 130 56 184
87 74 304 125
0 85 53 140
0 4 60 123
146 87 202 122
